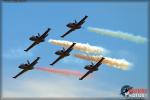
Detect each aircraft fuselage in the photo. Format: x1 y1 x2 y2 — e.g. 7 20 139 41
29 36 45 43
55 50 70 57
18 57 40 70
84 65 98 71
19 64 33 70
67 23 81 29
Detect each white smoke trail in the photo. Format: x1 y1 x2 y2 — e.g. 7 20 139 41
88 27 147 44
48 39 109 55
74 54 132 70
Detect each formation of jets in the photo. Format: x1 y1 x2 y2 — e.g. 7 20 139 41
13 15 105 80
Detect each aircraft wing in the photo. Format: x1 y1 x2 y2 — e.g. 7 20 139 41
30 57 40 67
77 16 88 26
93 57 105 68
64 43 76 53
39 28 50 39
50 55 64 66
13 69 28 79
79 70 93 80
24 42 37 52
61 28 75 38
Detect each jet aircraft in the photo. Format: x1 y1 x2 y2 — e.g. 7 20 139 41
24 28 50 52
61 16 88 38
50 43 76 66
79 57 105 80
13 57 40 79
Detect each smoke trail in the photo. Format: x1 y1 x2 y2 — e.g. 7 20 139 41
74 54 132 70
48 39 109 55
88 27 147 44
35 67 91 78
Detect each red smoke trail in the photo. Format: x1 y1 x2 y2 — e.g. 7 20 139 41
35 67 91 78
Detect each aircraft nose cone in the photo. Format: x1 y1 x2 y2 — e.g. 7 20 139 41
66 24 70 27
29 36 34 41
67 23 72 28
55 51 60 55
19 65 24 69
84 66 89 70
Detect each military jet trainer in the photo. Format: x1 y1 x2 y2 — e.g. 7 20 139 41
60 16 88 38
24 28 51 52
79 57 105 80
50 43 76 66
13 57 40 79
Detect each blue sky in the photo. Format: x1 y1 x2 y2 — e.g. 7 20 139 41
2 1 148 98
